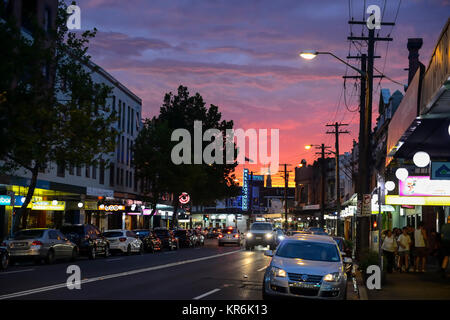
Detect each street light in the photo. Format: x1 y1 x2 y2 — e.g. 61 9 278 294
299 51 366 77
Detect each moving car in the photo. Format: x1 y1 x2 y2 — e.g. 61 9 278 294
60 224 110 259
133 229 163 253
174 229 196 248
0 245 9 270
102 230 143 255
262 234 350 300
5 228 78 264
218 227 241 247
245 222 277 250
275 229 286 245
154 228 179 250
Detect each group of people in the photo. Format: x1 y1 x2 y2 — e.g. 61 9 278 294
381 216 450 278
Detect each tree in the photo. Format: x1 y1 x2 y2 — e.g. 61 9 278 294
133 86 239 228
0 1 118 231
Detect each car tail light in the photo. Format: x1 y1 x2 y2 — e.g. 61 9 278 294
119 237 126 242
234 234 239 238
218 234 223 238
31 241 43 246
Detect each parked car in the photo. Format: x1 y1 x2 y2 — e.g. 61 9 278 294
218 228 241 247
245 222 277 250
262 234 350 300
0 245 10 270
192 229 205 246
174 229 196 248
133 229 163 253
102 230 143 255
154 228 179 250
5 228 78 264
60 224 110 259
333 236 353 276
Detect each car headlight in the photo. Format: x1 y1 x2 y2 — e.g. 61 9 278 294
271 267 287 278
323 272 342 282
278 235 285 240
246 232 253 238
265 233 273 239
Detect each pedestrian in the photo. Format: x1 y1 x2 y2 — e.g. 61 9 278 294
439 216 450 278
382 229 398 273
414 222 428 273
397 227 412 272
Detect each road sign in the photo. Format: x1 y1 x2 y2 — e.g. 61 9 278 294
362 194 372 216
179 192 190 204
357 200 362 216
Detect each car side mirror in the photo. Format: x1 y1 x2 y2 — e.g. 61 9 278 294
264 250 273 257
343 257 352 264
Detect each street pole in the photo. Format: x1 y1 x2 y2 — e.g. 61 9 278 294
326 122 349 236
284 164 288 230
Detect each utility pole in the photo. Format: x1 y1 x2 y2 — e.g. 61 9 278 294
326 122 349 236
315 145 331 230
279 164 292 230
348 15 394 259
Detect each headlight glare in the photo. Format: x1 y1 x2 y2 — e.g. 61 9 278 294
246 232 253 238
323 272 341 282
265 233 273 239
271 267 287 278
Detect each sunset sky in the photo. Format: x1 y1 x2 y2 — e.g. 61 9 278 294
76 0 449 187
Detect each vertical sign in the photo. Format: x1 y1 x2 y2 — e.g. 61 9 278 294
242 169 249 211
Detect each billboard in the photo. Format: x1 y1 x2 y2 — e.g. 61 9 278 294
242 168 249 211
399 176 450 196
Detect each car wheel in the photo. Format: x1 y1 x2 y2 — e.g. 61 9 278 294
126 245 132 255
104 245 110 258
88 246 96 260
0 253 9 270
70 248 78 262
46 249 55 264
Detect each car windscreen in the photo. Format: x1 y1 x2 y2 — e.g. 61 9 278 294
102 231 123 238
12 230 45 239
250 224 272 231
276 241 340 262
60 226 84 235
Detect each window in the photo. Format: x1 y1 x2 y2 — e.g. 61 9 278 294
48 230 58 240
121 169 124 186
43 7 51 32
109 164 115 187
126 138 129 166
21 0 37 32
76 165 81 176
85 165 90 178
122 102 126 131
131 109 134 136
99 160 105 185
117 136 120 162
69 163 74 175
127 106 130 134
92 164 97 180
134 175 138 191
117 167 120 185
130 172 133 189
118 99 121 129
57 161 65 177
126 170 129 188
121 136 124 163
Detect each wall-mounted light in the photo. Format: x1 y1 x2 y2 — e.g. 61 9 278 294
77 202 83 208
385 181 395 192
52 200 58 206
413 151 430 168
395 168 409 181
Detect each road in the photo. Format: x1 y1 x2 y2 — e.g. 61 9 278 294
0 239 356 300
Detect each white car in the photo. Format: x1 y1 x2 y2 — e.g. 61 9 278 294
102 230 143 255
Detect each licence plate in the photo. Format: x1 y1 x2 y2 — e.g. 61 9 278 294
11 242 27 248
255 237 262 240
290 282 319 289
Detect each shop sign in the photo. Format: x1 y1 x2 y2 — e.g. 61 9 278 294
431 162 450 180
362 194 372 216
386 195 450 206
99 204 125 211
0 195 11 206
242 169 249 211
399 176 450 196
32 201 65 211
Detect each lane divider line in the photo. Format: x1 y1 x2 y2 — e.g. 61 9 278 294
0 249 243 300
257 266 268 272
193 288 221 300
0 269 35 275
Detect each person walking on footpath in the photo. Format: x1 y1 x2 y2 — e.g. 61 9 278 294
398 227 412 272
440 216 450 278
382 230 398 273
414 222 428 273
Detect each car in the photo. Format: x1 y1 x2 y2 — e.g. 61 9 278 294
209 228 222 239
102 230 143 255
60 224 110 259
262 234 350 300
5 228 78 264
133 229 163 253
0 245 10 270
307 227 328 236
245 222 277 250
154 228 179 250
218 227 241 247
275 229 286 245
287 230 311 236
333 237 353 276
174 229 196 248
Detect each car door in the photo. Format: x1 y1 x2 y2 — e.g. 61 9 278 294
57 230 73 257
48 230 62 258
126 231 139 251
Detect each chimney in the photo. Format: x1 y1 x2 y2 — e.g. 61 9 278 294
407 38 423 85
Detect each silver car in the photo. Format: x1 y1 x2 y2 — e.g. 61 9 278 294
262 234 350 300
5 228 78 264
218 228 242 246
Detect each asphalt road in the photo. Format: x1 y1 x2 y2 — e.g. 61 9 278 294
0 239 355 300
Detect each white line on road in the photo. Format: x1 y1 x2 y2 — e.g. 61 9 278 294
257 266 268 272
163 252 176 254
0 269 35 275
106 258 123 262
193 288 221 300
0 249 243 300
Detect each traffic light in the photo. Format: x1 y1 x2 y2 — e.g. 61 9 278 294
204 214 209 221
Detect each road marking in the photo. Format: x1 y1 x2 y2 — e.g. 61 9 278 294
106 258 123 262
0 249 243 300
0 269 35 275
257 266 268 272
193 288 221 300
163 251 176 254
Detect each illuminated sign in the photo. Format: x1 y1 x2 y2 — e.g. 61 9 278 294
252 175 264 181
399 176 450 196
0 195 11 206
431 162 450 180
179 192 190 204
242 169 249 211
99 205 125 211
386 195 450 206
31 201 65 211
